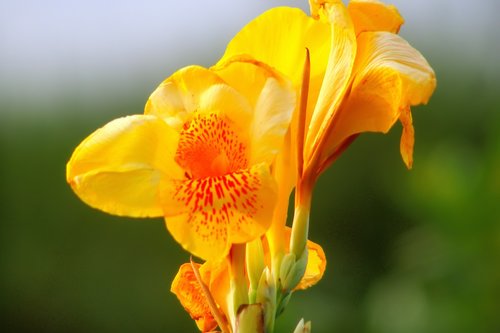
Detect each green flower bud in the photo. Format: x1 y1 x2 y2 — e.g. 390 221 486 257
256 268 276 333
246 237 265 303
236 303 264 333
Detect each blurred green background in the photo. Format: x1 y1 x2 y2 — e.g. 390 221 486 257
1 1 499 332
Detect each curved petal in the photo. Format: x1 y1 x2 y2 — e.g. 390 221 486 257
145 66 224 130
171 263 218 332
320 31 436 162
66 115 182 217
197 83 253 137
354 32 436 109
348 0 404 36
162 163 277 261
304 0 357 169
202 259 230 322
214 57 296 166
219 7 330 134
220 7 330 90
265 131 296 262
266 227 326 290
251 75 296 165
295 237 327 290
399 106 414 169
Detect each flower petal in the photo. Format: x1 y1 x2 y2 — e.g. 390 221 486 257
348 0 404 36
265 227 327 290
214 57 296 166
304 0 357 168
145 66 224 130
355 32 436 110
197 83 253 137
171 263 218 332
202 260 230 323
265 131 296 262
399 106 414 169
161 163 277 261
295 237 327 290
66 115 182 217
220 7 330 90
252 74 296 165
320 31 436 162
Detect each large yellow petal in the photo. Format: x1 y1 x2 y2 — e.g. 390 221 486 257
319 31 436 163
161 163 277 261
67 115 182 217
304 0 357 169
348 0 404 36
145 66 224 130
220 7 330 90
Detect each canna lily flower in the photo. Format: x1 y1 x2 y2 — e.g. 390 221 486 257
171 229 325 332
66 57 296 262
218 0 436 263
219 0 436 179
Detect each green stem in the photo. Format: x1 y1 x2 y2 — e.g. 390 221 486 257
290 179 313 259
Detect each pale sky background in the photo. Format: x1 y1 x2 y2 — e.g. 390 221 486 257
1 0 499 116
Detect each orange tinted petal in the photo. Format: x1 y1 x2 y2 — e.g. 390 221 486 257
171 263 218 332
399 106 414 169
304 0 357 169
319 31 435 165
175 112 248 179
348 0 404 35
145 66 224 130
295 237 327 290
162 163 277 261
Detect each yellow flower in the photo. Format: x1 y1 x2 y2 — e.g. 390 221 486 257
219 0 436 178
66 57 295 261
218 0 436 286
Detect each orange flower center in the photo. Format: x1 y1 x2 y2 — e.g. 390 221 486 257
175 113 248 179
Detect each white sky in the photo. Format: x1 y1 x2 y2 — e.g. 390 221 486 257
0 0 499 115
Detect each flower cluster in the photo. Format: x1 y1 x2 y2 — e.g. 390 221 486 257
66 1 435 332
